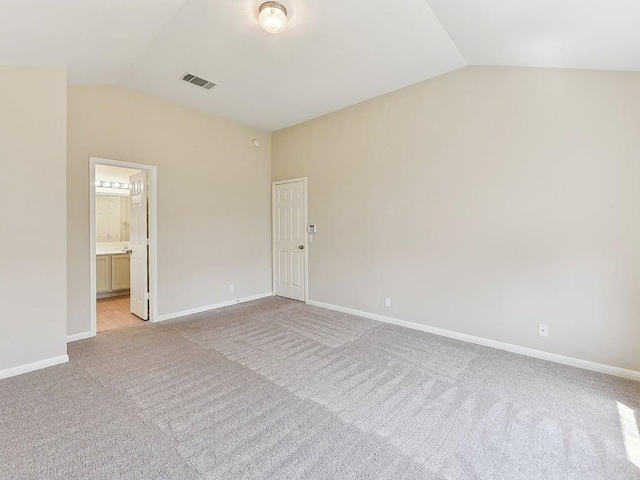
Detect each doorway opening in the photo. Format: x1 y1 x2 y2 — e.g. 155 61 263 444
89 157 158 335
272 177 308 302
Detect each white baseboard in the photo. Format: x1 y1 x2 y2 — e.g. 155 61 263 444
307 300 640 383
0 354 69 381
156 292 274 323
67 331 93 343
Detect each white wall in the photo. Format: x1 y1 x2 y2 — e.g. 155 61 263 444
273 66 640 372
0 65 68 375
67 85 272 337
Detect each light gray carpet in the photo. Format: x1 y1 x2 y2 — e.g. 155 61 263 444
2 297 639 479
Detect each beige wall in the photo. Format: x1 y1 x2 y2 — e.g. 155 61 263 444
68 86 272 337
0 66 68 373
273 66 640 371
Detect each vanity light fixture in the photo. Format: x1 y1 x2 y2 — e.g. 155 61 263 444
94 180 131 190
258 2 288 34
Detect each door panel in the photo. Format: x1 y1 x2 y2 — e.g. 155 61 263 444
96 255 111 294
278 207 288 240
278 251 288 286
274 180 306 301
292 206 301 241
111 253 131 291
291 252 301 287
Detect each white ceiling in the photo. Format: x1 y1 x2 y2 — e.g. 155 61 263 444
121 0 465 131
427 0 640 71
1 0 638 131
0 0 188 84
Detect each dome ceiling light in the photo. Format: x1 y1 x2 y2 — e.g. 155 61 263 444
258 2 288 34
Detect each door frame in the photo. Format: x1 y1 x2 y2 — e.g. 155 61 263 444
89 156 158 336
272 177 309 303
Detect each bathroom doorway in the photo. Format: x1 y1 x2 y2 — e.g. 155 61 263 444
89 157 158 335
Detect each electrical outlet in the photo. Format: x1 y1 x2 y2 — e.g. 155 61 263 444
229 284 235 293
384 298 391 308
538 324 549 337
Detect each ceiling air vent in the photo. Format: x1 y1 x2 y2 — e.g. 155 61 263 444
180 72 217 90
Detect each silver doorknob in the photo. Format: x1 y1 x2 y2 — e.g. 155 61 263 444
298 245 304 250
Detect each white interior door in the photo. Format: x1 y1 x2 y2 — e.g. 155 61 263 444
274 179 306 301
130 171 148 320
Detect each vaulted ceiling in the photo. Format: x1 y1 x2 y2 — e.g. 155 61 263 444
1 0 639 131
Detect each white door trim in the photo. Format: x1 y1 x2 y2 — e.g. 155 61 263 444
88 156 158 338
272 177 308 303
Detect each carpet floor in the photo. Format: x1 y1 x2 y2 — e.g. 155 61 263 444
1 297 639 479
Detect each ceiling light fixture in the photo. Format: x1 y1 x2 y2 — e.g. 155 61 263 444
258 2 288 34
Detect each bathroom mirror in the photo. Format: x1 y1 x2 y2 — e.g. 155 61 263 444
96 194 131 242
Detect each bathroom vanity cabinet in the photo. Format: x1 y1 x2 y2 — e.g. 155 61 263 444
97 253 130 296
